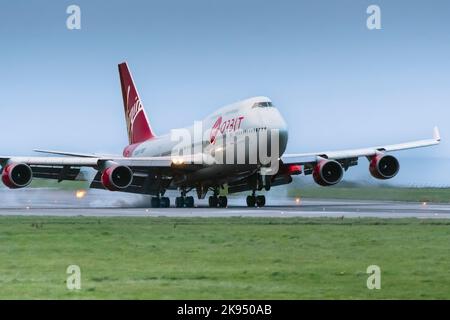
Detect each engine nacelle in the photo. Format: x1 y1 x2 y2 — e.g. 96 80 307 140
369 154 400 180
101 165 133 191
1 163 33 189
313 160 344 186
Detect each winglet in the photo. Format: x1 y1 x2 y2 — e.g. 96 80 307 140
433 126 441 142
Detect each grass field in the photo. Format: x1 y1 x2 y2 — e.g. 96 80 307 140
0 216 450 299
289 186 450 203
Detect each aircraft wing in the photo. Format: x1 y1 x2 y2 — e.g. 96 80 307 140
281 127 441 172
0 155 201 195
0 156 176 168
32 149 117 158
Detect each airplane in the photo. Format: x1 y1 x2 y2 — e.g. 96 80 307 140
0 62 441 208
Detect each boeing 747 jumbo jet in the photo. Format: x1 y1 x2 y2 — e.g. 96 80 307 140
0 63 441 208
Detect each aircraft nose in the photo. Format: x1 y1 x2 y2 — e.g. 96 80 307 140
266 110 288 155
278 129 288 155
257 106 289 156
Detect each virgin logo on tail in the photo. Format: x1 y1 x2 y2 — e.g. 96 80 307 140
125 85 144 137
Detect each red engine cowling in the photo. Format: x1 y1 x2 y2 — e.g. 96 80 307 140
1 163 33 189
369 154 400 180
313 160 344 186
101 165 133 191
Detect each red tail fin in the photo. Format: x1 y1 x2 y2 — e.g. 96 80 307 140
118 62 155 145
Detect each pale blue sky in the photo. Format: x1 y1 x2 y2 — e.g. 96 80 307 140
1 0 449 185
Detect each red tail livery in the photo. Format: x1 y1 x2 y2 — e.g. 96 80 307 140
118 62 155 144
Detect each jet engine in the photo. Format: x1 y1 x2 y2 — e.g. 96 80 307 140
313 160 344 186
1 163 33 189
101 164 133 191
369 154 400 180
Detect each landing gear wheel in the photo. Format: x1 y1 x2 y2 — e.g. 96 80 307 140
185 196 194 208
151 197 161 208
160 197 170 208
256 195 266 207
246 195 256 207
175 196 185 208
218 196 228 208
208 196 218 207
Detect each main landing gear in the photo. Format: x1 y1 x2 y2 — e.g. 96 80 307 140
246 193 266 207
151 196 170 208
205 187 227 208
175 196 195 208
208 195 228 208
174 189 195 208
150 195 195 208
149 187 230 209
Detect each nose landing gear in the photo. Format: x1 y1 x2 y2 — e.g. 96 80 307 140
246 192 266 207
256 195 266 207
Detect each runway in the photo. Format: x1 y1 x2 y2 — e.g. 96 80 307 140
1 189 450 218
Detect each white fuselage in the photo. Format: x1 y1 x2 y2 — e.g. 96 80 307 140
127 97 288 168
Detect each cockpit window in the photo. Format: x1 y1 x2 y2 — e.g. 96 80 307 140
252 101 274 108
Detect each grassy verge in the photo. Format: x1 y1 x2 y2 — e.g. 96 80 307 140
289 187 450 203
0 216 449 299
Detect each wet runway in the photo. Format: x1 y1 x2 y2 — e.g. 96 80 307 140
0 189 450 218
